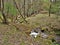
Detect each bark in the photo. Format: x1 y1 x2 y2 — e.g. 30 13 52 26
27 0 30 17
24 0 25 17
1 0 8 24
0 0 1 10
13 0 27 23
49 4 51 17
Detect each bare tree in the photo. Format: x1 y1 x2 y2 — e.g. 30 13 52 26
0 0 1 10
49 0 54 17
1 0 8 24
49 3 51 17
13 0 27 23
23 0 25 17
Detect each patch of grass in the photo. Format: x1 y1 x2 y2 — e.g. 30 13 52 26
4 2 17 15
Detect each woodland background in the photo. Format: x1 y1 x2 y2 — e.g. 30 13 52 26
0 0 60 45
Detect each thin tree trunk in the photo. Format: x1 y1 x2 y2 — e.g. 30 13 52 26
1 0 8 24
49 4 51 17
0 0 1 10
27 0 30 17
13 0 27 23
24 0 25 17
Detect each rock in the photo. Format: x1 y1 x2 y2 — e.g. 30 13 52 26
30 31 39 38
41 33 48 38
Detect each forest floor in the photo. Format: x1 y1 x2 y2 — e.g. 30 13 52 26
0 13 60 45
26 13 60 29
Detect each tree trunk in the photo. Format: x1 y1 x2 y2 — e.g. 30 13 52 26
0 0 1 10
13 0 27 23
1 0 8 24
49 3 51 17
24 0 25 17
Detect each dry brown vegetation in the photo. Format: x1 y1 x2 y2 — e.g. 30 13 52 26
0 13 60 45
